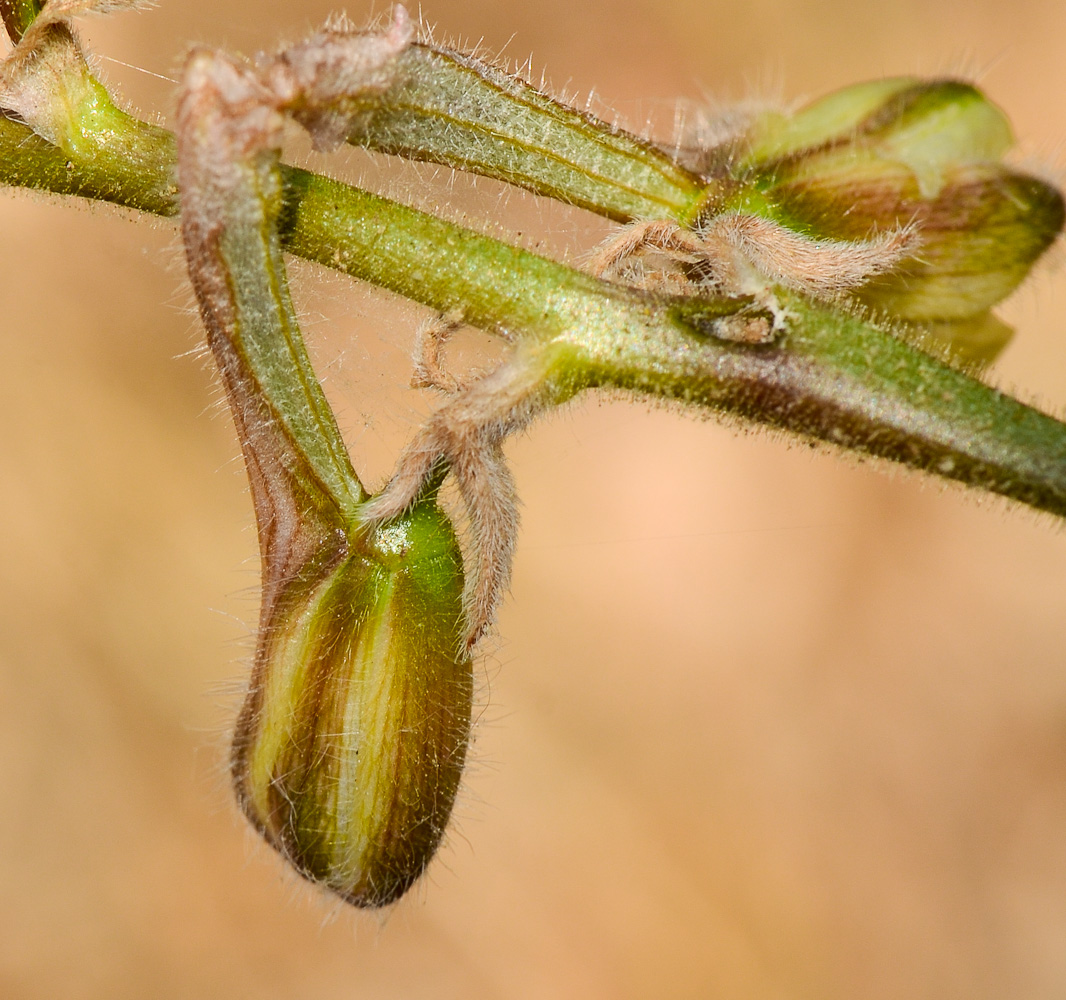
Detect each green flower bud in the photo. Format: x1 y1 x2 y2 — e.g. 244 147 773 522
175 31 473 908
231 497 472 908
720 79 1064 362
740 78 1013 183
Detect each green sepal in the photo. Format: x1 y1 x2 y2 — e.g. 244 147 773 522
902 311 1016 370
714 78 1065 347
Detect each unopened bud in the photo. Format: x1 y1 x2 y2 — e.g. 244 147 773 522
231 497 472 908
721 79 1064 360
741 78 1012 182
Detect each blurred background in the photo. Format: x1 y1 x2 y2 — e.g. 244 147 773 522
2 0 1066 997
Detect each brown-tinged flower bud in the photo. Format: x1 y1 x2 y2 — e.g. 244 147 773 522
175 19 469 908
719 79 1064 363
231 497 472 908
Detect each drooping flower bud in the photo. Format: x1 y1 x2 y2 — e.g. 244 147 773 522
717 79 1064 364
232 496 472 908
175 19 469 907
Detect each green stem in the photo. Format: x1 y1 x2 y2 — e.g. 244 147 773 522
558 292 1066 514
346 43 715 223
0 109 177 214
2 103 1066 517
196 149 367 519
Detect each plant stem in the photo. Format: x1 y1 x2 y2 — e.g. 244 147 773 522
345 43 714 222
562 292 1066 515
3 105 1066 516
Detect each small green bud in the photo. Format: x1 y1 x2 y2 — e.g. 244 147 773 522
0 0 148 157
231 497 472 908
722 79 1064 361
741 79 1013 187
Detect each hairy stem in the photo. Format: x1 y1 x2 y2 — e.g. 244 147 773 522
345 43 714 222
560 292 1066 514
2 100 1066 517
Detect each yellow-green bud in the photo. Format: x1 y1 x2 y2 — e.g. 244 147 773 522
741 78 1013 182
722 79 1064 363
231 498 472 908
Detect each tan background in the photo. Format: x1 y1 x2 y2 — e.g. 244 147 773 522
3 0 1066 996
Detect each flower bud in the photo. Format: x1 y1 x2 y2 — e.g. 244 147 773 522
231 497 472 908
720 79 1064 362
740 78 1013 178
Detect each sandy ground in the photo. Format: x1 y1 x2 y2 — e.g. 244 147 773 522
2 0 1066 996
